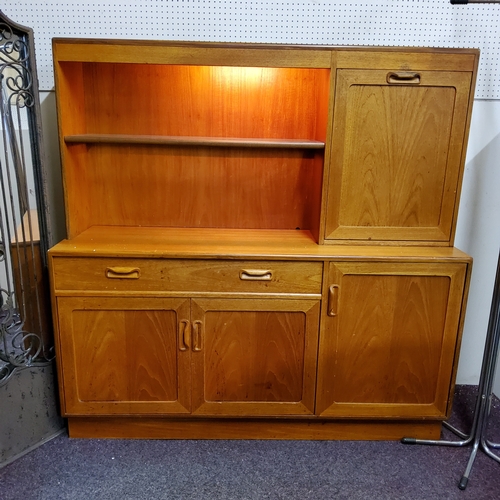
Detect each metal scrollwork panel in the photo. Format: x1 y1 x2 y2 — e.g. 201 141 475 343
0 12 52 386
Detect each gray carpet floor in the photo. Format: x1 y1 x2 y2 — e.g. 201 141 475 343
1 386 499 500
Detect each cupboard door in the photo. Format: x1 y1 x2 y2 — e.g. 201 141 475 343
316 262 467 418
56 297 191 415
324 69 472 244
190 298 320 416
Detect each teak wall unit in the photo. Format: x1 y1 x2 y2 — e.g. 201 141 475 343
48 39 478 440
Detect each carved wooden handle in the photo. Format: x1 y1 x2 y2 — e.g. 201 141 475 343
178 320 190 351
239 269 273 281
328 284 339 317
105 267 140 279
192 320 203 352
386 71 421 84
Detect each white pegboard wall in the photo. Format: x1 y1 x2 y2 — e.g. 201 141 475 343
1 0 499 98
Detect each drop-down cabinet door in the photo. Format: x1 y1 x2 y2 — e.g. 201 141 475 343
324 68 473 245
56 296 192 416
316 261 468 418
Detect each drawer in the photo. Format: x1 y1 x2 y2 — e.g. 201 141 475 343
51 257 323 294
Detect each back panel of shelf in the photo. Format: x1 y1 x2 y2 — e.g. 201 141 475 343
63 143 324 234
57 62 330 140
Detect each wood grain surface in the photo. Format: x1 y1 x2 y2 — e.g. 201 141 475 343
325 69 472 245
48 226 472 262
51 257 323 295
57 297 192 415
316 261 467 418
191 298 320 416
67 416 443 441
62 144 324 236
49 41 477 436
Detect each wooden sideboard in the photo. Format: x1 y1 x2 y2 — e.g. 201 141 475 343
48 39 478 439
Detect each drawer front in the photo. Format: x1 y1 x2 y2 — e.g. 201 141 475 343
51 257 323 294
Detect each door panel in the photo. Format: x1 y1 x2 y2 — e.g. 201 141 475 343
203 311 306 402
324 70 472 244
316 262 467 418
57 297 191 415
190 298 320 416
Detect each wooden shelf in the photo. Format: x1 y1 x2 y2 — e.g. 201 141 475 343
64 134 325 149
49 226 472 262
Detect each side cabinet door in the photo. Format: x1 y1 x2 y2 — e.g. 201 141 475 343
316 262 467 418
190 298 321 416
56 297 191 415
324 69 472 244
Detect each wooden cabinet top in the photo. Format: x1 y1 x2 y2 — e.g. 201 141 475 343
49 226 471 263
53 38 479 71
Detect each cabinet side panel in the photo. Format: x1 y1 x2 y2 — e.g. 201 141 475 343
54 62 87 136
62 145 92 239
53 61 89 238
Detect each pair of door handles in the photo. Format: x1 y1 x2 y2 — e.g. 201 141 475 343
178 320 203 352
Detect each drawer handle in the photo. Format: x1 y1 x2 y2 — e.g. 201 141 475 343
328 284 339 317
240 269 273 281
386 71 421 85
105 267 140 279
192 320 203 352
